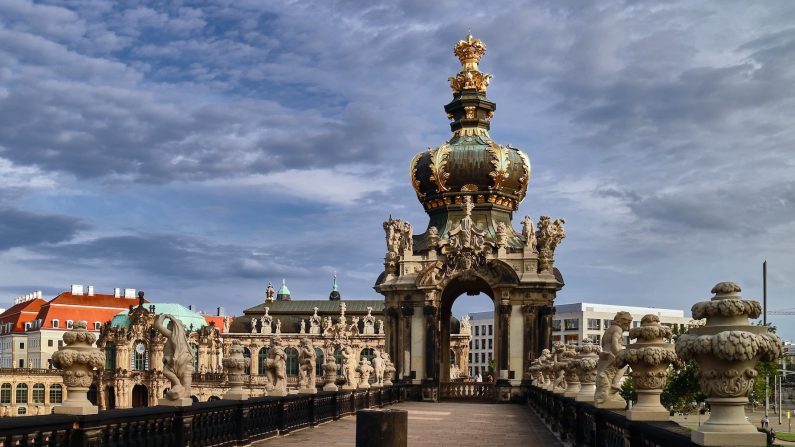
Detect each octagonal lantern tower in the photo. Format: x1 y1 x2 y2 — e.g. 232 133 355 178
375 34 566 394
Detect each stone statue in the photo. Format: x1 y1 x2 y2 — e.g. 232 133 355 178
382 351 396 386
310 307 321 334
460 315 471 335
349 316 360 335
275 319 282 334
401 221 413 253
371 348 385 386
341 345 359 390
521 215 536 251
260 307 273 335
250 317 257 334
264 341 287 396
495 221 508 247
265 281 275 302
376 319 384 335
357 358 373 389
322 316 333 336
363 307 375 335
298 338 317 394
154 314 194 405
300 319 306 334
427 225 440 248
595 311 632 408
535 216 565 272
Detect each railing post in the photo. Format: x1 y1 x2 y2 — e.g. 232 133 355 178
237 401 251 446
310 395 317 426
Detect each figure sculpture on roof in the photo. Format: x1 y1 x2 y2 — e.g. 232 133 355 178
521 215 536 251
309 307 321 335
260 307 273 335
250 318 257 334
154 314 194 403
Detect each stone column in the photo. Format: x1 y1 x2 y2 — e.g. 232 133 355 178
249 345 259 376
540 306 553 353
423 304 438 382
676 282 783 447
498 302 511 379
521 305 537 379
400 304 414 380
52 321 105 415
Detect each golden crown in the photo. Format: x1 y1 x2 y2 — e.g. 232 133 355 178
454 33 487 68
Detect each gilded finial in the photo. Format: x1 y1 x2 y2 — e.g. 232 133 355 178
449 33 492 94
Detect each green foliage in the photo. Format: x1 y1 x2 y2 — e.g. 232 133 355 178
620 377 637 403
486 359 495 377
751 321 780 406
661 360 705 413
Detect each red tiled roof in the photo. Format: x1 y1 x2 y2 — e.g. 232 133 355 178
0 299 47 333
34 292 147 331
203 315 228 332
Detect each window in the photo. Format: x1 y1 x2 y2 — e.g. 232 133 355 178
564 334 579 343
15 384 27 404
481 325 486 335
475 326 479 336
24 323 30 331
18 359 24 368
50 384 63 403
17 407 25 415
0 383 10 404
52 320 59 328
315 348 325 378
468 341 472 349
32 383 44 404
552 320 561 331
19 342 24 349
132 341 148 371
488 339 492 349
632 321 641 328
334 348 344 373
190 343 199 371
564 319 579 330
587 319 601 331
588 334 601 344
243 348 251 375
488 325 493 336
58 340 63 348
468 353 472 363
285 348 299 376
488 352 492 361
105 342 116 370
257 348 268 375
47 340 53 347
94 322 102 331
603 319 612 329
475 339 479 349
552 335 561 342
66 320 73 329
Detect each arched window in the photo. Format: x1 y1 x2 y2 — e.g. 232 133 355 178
105 342 116 370
15 384 28 404
242 348 251 375
360 348 375 363
450 349 457 365
190 343 199 371
32 383 45 404
0 383 10 404
285 347 299 376
50 385 63 404
257 348 269 375
315 348 325 378
132 341 149 371
334 348 344 375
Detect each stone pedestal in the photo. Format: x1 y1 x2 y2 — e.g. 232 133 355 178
159 397 193 407
269 389 288 397
573 340 600 403
356 409 407 447
676 282 783 447
626 390 669 421
52 322 105 416
298 386 317 395
222 340 251 400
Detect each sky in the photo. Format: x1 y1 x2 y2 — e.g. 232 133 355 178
0 0 794 340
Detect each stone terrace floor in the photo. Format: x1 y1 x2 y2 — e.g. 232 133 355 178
253 401 562 447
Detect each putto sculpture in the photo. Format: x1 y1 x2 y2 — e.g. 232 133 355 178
357 358 374 389
371 348 385 387
676 282 783 446
616 314 678 421
154 314 194 406
341 345 359 390
297 337 317 394
264 338 288 396
52 321 105 414
594 311 632 409
381 351 396 386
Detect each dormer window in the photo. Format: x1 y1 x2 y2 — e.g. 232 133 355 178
52 320 59 328
93 322 101 330
66 320 73 329
24 323 30 331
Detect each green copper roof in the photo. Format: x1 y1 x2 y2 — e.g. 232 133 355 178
244 299 384 315
110 303 208 330
277 279 290 295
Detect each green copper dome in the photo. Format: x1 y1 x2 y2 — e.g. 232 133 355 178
110 303 208 331
276 279 291 301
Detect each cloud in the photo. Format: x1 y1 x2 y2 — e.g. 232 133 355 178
0 208 87 250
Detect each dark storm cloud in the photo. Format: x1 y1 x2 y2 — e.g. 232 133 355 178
0 208 86 250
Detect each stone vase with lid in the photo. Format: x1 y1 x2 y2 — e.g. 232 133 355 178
676 282 783 447
222 340 251 400
52 321 105 415
617 314 678 421
559 345 580 398
573 339 601 403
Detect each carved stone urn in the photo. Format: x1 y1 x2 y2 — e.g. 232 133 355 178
676 282 783 446
222 340 251 400
383 357 396 386
560 345 580 398
52 321 105 415
617 315 678 421
573 339 601 402
323 358 339 391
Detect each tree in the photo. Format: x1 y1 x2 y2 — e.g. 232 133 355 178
660 323 704 414
620 377 637 403
750 322 780 407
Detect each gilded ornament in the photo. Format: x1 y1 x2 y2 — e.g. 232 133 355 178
409 152 425 198
517 149 531 201
464 106 476 119
487 142 511 191
429 144 452 193
448 34 493 94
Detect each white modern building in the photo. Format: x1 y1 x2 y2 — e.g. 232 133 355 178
551 302 691 346
466 311 494 377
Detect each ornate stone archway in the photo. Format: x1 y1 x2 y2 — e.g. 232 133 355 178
375 34 566 393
